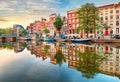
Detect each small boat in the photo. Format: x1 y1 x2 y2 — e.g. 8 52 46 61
44 38 55 42
71 38 92 43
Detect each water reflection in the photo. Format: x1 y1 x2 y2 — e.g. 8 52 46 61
0 41 120 81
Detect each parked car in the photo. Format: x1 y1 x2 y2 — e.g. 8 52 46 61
114 35 120 39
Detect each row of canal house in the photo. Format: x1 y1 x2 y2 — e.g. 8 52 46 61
26 2 120 39
26 14 67 39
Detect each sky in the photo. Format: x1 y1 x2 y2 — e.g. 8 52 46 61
0 0 119 28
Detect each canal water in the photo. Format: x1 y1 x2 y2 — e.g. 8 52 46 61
0 41 120 82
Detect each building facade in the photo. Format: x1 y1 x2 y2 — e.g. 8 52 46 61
67 2 120 39
96 2 120 39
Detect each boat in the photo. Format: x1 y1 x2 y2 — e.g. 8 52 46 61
44 38 55 42
70 38 92 43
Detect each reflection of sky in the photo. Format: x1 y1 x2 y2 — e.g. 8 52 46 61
0 48 120 82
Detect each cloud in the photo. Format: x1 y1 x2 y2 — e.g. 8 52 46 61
42 0 61 4
0 18 10 22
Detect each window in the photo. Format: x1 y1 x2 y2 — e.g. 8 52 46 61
116 15 119 19
116 28 119 33
101 31 103 34
116 10 119 13
105 16 108 20
72 13 75 17
110 30 113 34
116 21 119 26
90 30 93 33
110 10 113 14
105 11 108 15
73 24 75 28
76 19 79 22
101 17 103 20
69 14 71 17
110 48 113 51
116 48 119 54
100 13 103 15
77 24 79 27
110 23 113 25
72 19 75 23
110 15 113 19
97 31 99 34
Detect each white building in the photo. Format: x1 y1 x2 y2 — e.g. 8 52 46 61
96 2 120 39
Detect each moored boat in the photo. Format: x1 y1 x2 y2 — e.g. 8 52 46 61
71 38 92 43
44 39 55 42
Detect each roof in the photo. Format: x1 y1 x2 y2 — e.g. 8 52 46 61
15 24 25 30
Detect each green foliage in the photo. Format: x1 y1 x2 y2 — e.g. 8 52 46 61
75 49 106 79
54 50 65 66
54 15 64 31
77 3 99 37
22 42 27 48
43 28 49 34
36 33 39 38
0 28 13 35
22 29 28 36
99 21 111 30
44 45 50 53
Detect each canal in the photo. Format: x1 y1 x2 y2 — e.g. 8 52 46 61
0 41 120 82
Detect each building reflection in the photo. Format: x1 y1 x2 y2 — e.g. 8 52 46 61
0 41 120 79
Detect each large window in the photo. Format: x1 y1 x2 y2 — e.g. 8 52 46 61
105 16 108 20
116 28 119 34
116 21 119 26
110 10 113 14
72 19 75 23
116 15 119 19
101 17 103 20
110 30 113 34
72 13 75 17
110 15 113 19
116 10 119 14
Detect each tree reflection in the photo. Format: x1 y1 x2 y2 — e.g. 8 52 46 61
54 50 65 66
0 43 14 49
54 43 66 66
76 48 106 79
44 45 50 53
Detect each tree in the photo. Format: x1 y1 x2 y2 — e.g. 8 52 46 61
22 29 28 36
43 28 49 34
53 15 64 37
77 3 99 38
